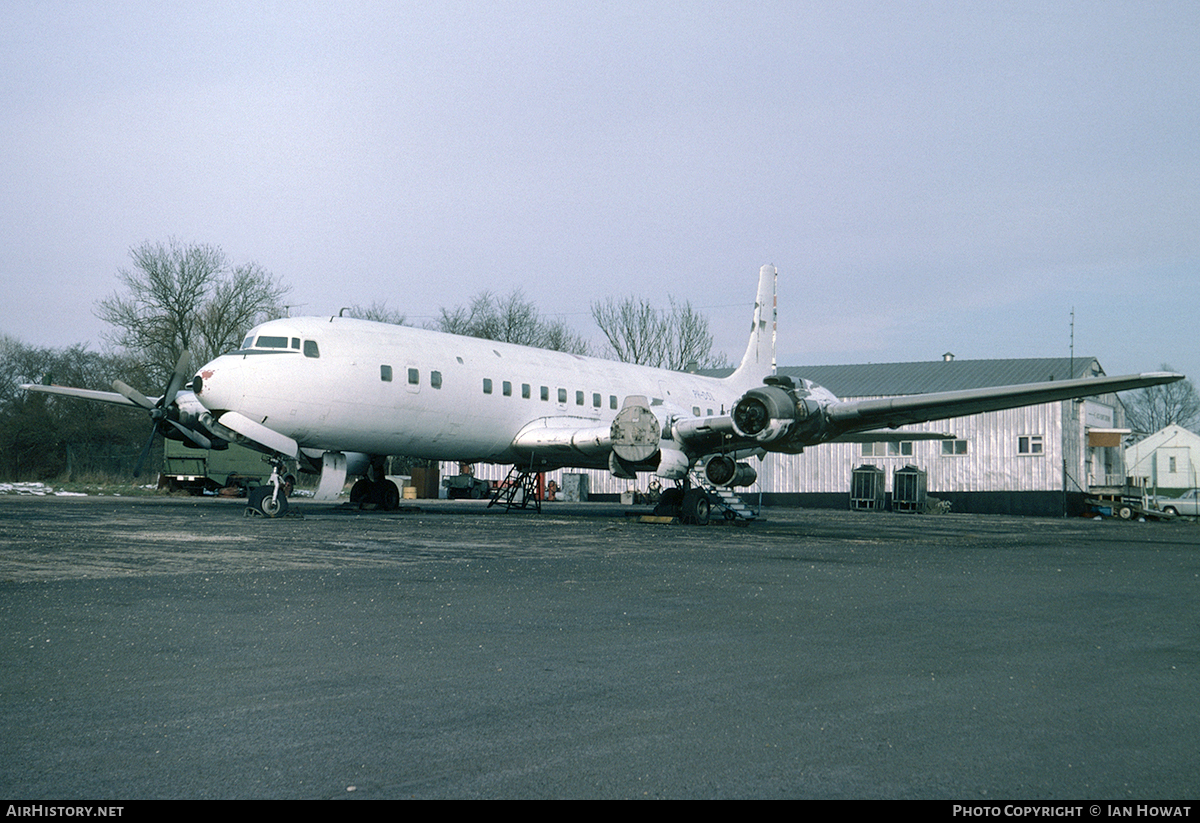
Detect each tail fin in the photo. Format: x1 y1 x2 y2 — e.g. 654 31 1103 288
726 264 777 386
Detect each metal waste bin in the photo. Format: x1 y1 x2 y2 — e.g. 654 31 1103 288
850 465 886 511
893 465 928 513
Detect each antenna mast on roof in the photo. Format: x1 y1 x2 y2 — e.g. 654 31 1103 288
1070 307 1075 378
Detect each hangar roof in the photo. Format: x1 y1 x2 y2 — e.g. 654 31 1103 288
706 357 1105 399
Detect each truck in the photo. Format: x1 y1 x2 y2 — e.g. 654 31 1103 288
161 438 275 495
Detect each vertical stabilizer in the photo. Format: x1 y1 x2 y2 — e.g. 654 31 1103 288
727 264 777 386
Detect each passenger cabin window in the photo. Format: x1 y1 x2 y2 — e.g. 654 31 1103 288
503 381 512 397
541 386 549 401
575 390 584 406
610 395 617 410
407 368 419 385
593 393 601 408
380 365 393 382
431 371 442 389
522 383 531 399
483 378 493 394
303 340 320 358
558 388 567 404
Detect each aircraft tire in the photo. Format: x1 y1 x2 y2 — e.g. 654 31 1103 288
379 480 401 511
349 479 372 506
681 490 711 526
249 485 288 518
654 487 684 518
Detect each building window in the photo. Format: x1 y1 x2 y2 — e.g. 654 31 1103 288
941 440 969 456
1018 435 1044 454
1169 456 1177 473
862 441 914 457
380 365 393 382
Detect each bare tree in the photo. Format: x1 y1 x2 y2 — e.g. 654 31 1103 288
1124 364 1200 435
342 301 408 325
433 289 588 354
96 239 289 382
591 295 728 370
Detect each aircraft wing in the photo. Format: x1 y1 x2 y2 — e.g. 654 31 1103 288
20 383 141 407
824 371 1183 434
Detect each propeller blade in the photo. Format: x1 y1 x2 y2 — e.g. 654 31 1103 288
112 379 156 410
132 425 157 477
162 350 192 409
166 418 213 449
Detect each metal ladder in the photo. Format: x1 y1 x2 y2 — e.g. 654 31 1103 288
692 472 759 521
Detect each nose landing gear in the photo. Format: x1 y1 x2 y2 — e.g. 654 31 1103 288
247 456 295 518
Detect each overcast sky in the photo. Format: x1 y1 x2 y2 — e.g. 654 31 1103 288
2 1 1197 386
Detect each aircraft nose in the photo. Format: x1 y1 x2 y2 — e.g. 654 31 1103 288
191 356 243 412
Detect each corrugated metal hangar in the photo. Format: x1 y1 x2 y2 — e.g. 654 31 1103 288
445 356 1132 517
741 356 1129 516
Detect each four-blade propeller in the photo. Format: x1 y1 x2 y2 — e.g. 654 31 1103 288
112 350 212 475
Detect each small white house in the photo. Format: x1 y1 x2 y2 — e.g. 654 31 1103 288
1124 424 1200 494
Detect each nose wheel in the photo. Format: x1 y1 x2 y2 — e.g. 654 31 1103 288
247 456 293 518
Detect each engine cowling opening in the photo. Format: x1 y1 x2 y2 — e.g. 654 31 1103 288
704 455 758 488
731 376 827 451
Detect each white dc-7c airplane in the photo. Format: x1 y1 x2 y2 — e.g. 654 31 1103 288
24 265 1183 521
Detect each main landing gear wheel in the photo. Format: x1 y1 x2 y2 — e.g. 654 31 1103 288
350 478 401 511
249 485 288 518
681 489 711 526
653 487 684 518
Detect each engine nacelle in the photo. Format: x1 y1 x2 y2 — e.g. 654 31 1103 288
703 455 758 488
731 376 827 451
611 397 661 463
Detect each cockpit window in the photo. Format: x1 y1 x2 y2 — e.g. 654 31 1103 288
241 335 254 350
256 335 290 348
303 340 320 358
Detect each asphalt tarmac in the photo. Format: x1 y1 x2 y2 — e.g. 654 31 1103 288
1 494 1197 799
